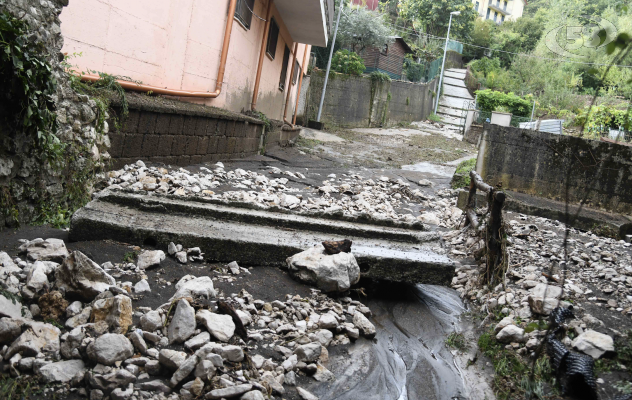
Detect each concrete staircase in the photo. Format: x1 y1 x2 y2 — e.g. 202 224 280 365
436 68 473 129
70 191 456 286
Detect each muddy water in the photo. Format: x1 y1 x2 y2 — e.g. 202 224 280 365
309 284 476 400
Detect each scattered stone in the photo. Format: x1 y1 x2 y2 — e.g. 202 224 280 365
295 343 322 363
0 293 23 319
128 330 148 354
66 306 92 329
137 250 165 269
169 355 198 387
571 330 615 359
91 294 133 334
134 279 151 293
286 245 360 292
55 251 116 301
5 321 60 360
353 312 376 338
205 384 253 399
241 391 265 400
159 349 188 370
297 387 319 400
39 360 86 383
37 291 68 320
528 284 563 315
19 238 68 262
86 333 134 366
140 310 163 332
171 275 216 301
196 310 235 342
496 325 525 343
168 299 196 344
185 331 211 351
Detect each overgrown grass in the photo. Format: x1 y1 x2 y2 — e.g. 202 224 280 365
0 375 44 400
595 330 632 373
123 251 138 263
428 113 441 122
451 158 477 189
445 331 468 351
478 329 558 399
295 136 323 151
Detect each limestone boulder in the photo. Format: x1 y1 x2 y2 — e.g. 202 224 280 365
286 245 360 292
5 321 61 360
86 333 134 366
352 312 376 338
571 330 614 359
39 359 86 383
196 310 235 342
170 275 216 301
0 293 23 319
496 325 525 343
168 299 196 344
19 238 68 262
55 251 115 301
0 318 25 344
137 250 165 270
91 294 133 334
528 284 562 315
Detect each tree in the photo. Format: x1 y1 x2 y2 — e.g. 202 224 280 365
398 0 478 38
337 4 394 53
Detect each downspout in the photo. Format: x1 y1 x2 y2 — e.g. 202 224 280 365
78 0 238 98
292 44 309 125
283 42 299 127
251 0 274 110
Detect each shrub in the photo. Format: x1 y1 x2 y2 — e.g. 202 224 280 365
574 104 632 131
403 55 425 82
369 71 391 83
331 50 366 76
475 89 532 117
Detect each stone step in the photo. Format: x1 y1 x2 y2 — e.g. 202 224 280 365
439 96 471 110
70 193 455 285
444 77 466 87
438 114 463 127
445 70 466 80
438 106 465 118
442 85 474 100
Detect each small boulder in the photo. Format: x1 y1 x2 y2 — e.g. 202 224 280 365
159 349 188 370
38 291 68 321
55 251 115 301
137 250 165 270
496 325 525 343
294 343 322 363
39 360 86 383
19 238 68 262
528 284 562 315
86 333 134 366
571 330 614 359
196 310 235 342
91 294 133 334
297 387 319 400
170 275 215 301
5 321 60 360
168 299 196 344
352 312 376 338
286 245 360 292
206 384 253 399
0 293 23 319
0 318 24 344
134 279 151 293
140 310 163 332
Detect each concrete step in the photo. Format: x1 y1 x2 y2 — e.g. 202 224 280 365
438 106 465 118
442 85 473 100
438 114 463 127
70 193 455 286
444 77 466 87
439 96 471 110
445 70 466 80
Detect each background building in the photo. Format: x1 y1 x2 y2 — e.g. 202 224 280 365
472 0 526 23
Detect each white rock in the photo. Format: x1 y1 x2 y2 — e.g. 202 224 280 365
86 334 134 366
39 360 86 383
134 279 151 293
494 316 514 333
297 387 319 400
318 313 338 330
140 310 163 332
55 251 115 301
418 212 440 225
0 293 23 319
528 284 562 315
25 261 49 293
286 245 360 292
4 321 60 360
19 238 68 262
571 330 614 359
137 250 165 269
206 384 253 399
353 312 376 338
241 390 265 400
196 310 235 342
66 301 83 318
170 275 215 301
294 343 321 363
168 299 196 344
496 325 525 343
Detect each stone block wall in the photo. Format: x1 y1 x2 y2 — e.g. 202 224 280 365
477 123 632 214
303 70 438 128
107 94 265 169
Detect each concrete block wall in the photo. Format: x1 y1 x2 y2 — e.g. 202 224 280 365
107 95 264 169
477 123 632 214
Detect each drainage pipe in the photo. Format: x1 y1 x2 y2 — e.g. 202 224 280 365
292 44 309 125
251 0 274 110
283 42 299 127
78 0 238 98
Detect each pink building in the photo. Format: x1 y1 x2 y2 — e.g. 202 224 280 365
60 0 334 122
351 0 380 10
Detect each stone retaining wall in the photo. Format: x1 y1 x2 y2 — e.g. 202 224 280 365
107 94 265 169
477 123 632 214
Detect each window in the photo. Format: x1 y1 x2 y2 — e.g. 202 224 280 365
475 1 480 11
235 0 255 30
381 44 388 56
292 60 300 85
503 0 507 10
486 8 491 18
266 18 279 60
496 0 500 7
488 0 492 5
501 15 505 22
493 11 498 21
279 45 290 91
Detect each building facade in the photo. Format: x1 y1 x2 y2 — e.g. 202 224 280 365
60 0 333 122
472 0 526 23
361 37 413 80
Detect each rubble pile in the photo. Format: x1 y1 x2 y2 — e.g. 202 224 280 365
102 161 463 229
0 239 377 400
446 212 631 360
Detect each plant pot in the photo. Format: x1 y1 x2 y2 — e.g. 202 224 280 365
491 111 512 127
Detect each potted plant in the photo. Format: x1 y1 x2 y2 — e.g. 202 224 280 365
491 105 512 127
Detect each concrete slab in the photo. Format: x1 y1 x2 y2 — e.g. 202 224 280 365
444 77 466 87
445 70 466 80
70 193 456 285
439 96 470 110
437 106 464 118
438 114 463 127
351 127 430 137
300 128 345 142
442 85 473 100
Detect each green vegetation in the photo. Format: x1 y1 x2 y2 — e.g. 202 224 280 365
369 71 391 83
478 329 556 399
445 331 468 351
427 113 441 122
399 0 478 38
403 54 425 82
451 157 477 188
337 3 394 53
0 375 44 400
123 251 138 263
475 89 532 117
331 50 366 76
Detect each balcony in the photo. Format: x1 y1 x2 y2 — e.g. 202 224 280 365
488 3 511 15
275 0 333 47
